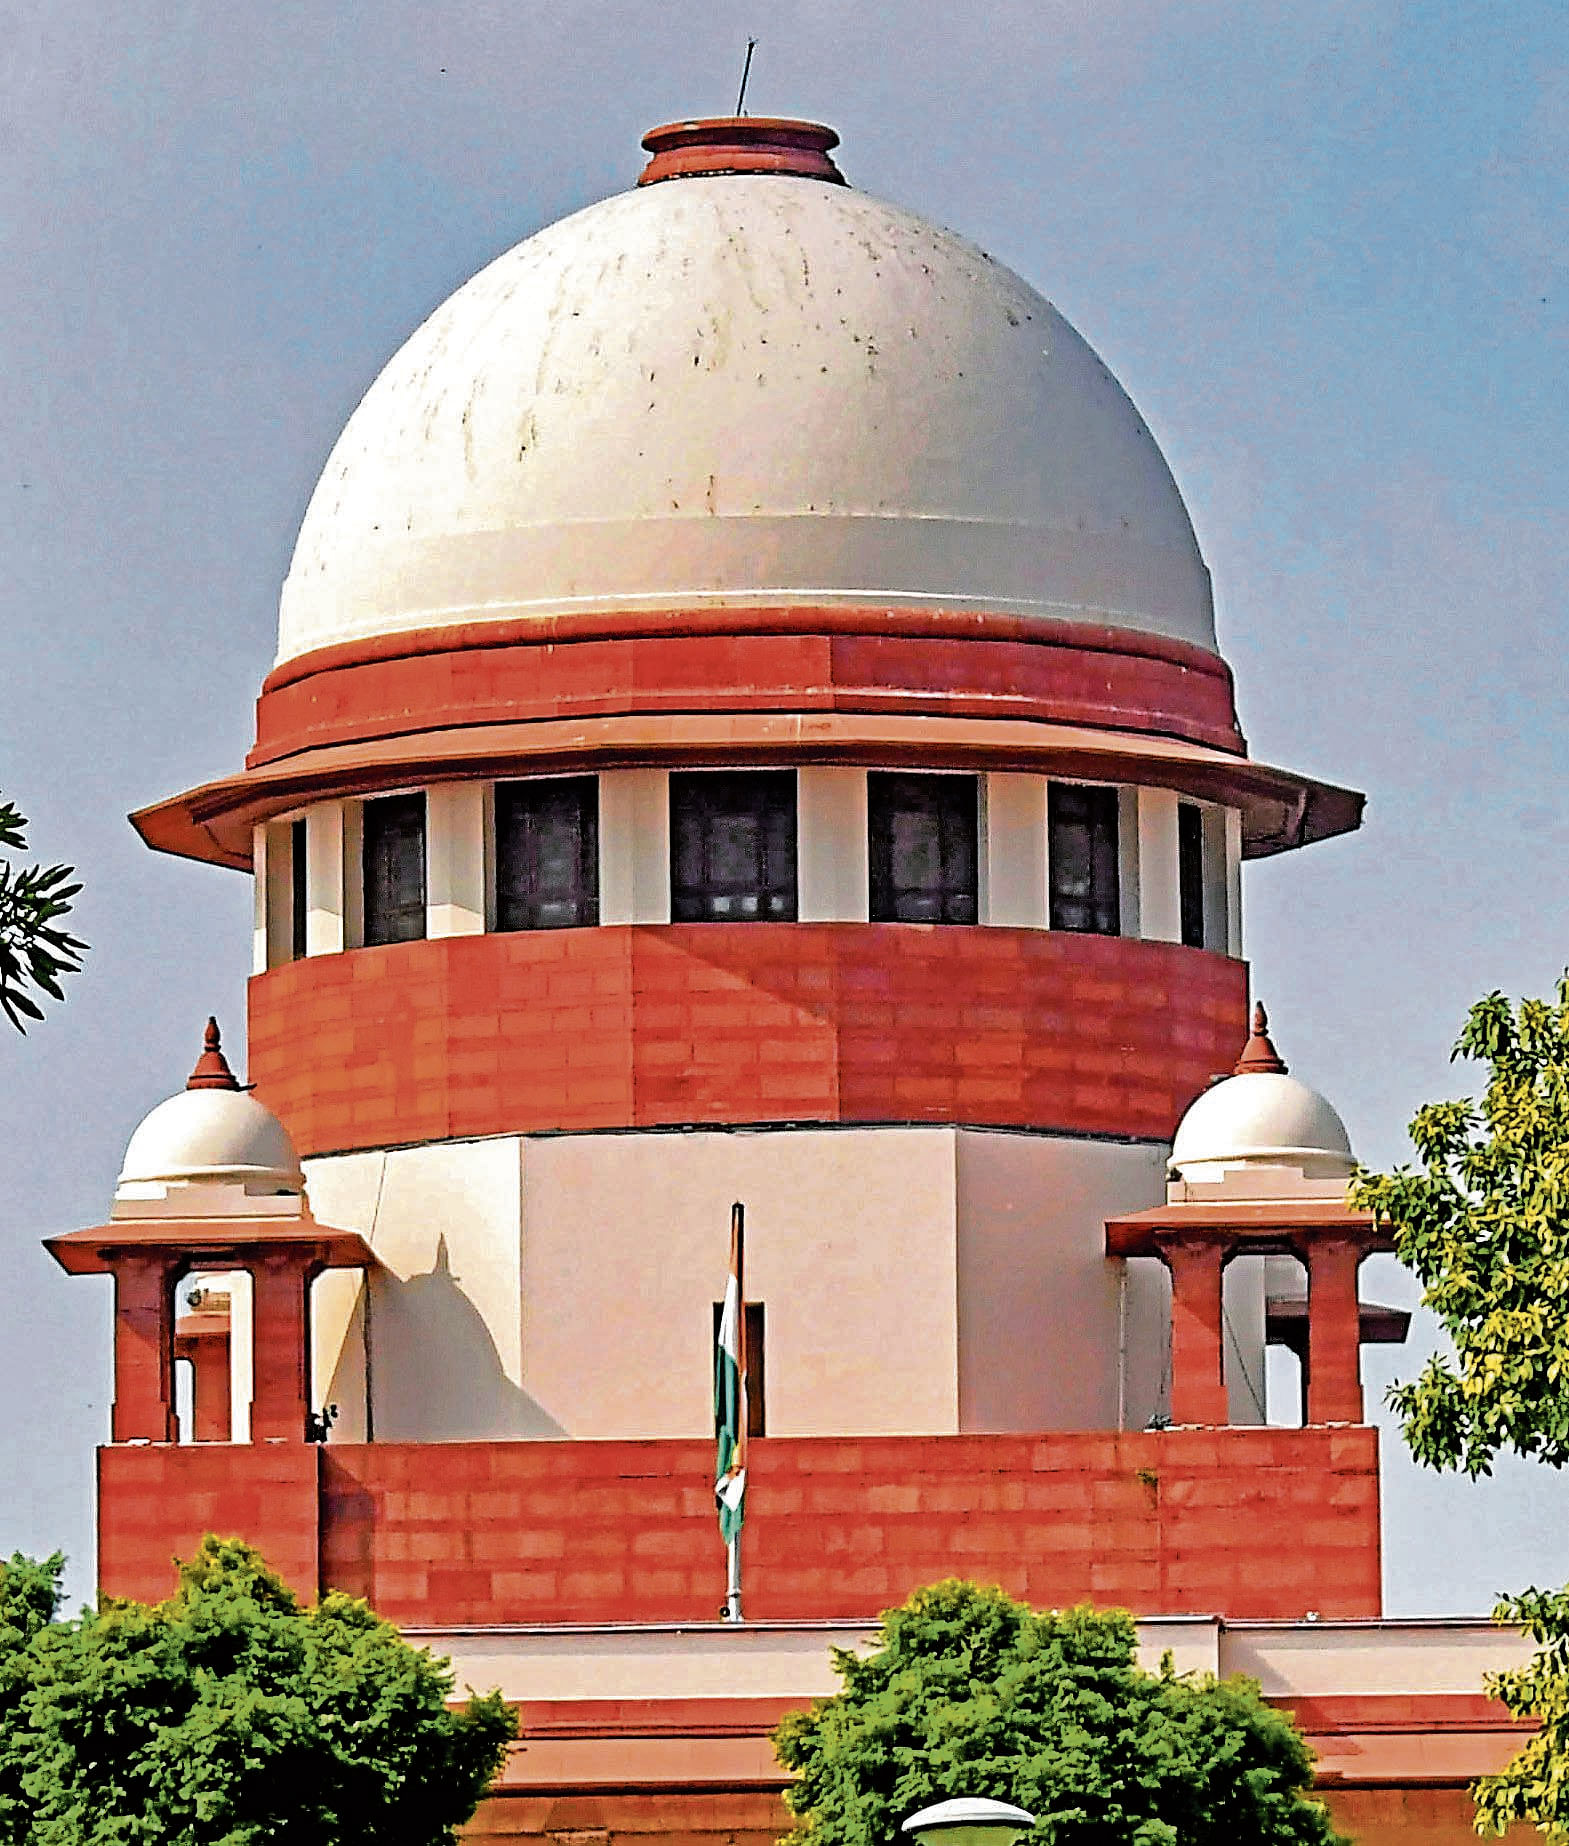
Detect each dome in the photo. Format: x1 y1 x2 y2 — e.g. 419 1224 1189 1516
1170 1006 1354 1181
278 120 1214 665
115 1021 304 1198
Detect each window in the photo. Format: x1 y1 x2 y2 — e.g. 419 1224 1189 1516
1178 802 1205 948
711 1299 766 1437
290 819 308 960
1048 783 1120 935
362 793 426 945
868 773 979 923
496 778 598 931
670 771 797 922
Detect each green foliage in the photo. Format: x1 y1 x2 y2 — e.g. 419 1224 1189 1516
0 800 86 1032
1471 1585 1569 1839
772 1580 1341 1846
1348 978 1569 1479
1351 978 1569 1838
0 1537 515 1846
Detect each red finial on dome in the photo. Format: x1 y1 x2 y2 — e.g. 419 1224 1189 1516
638 117 847 187
1233 1002 1289 1076
186 1017 241 1092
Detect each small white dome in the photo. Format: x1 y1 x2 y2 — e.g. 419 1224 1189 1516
278 123 1213 665
1171 1070 1355 1180
115 1020 304 1199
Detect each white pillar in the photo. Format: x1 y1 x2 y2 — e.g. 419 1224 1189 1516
1117 786 1142 939
1136 788 1181 943
1224 806 1244 959
982 774 1046 928
600 769 671 924
798 768 869 921
252 825 271 975
306 803 347 956
426 783 486 938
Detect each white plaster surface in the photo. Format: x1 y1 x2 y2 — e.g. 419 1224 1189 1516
519 1128 960 1438
278 178 1215 663
425 782 486 938
953 1131 1169 1430
304 1138 563 1442
1136 787 1181 943
305 802 347 956
797 767 868 922
599 769 671 925
983 774 1046 928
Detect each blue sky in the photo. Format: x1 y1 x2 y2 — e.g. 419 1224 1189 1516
3 0 1567 1609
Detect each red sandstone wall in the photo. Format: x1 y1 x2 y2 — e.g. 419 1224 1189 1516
248 925 1246 1157
249 614 1246 767
99 1428 1379 1621
98 1442 320 1605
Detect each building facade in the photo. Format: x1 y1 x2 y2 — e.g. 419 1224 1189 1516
49 116 1532 1842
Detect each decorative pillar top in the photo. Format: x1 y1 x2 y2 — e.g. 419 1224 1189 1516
1234 1001 1289 1075
186 1016 242 1091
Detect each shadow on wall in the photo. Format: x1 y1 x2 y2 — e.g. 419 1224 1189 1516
369 1236 565 1440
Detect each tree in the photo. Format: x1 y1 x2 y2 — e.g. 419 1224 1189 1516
0 1537 516 1846
772 1580 1341 1846
1350 978 1569 1839
0 800 86 1032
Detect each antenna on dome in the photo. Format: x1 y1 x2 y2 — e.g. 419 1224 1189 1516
735 37 758 116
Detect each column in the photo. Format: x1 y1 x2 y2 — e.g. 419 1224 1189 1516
1164 1235 1229 1426
306 803 347 956
249 1253 314 1442
798 767 869 920
983 773 1047 927
599 769 671 924
1135 788 1181 943
111 1253 177 1443
1306 1236 1365 1424
426 782 486 938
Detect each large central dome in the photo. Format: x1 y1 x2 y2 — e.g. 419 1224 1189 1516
278 119 1215 666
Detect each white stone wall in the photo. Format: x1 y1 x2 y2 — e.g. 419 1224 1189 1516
296 1123 1250 1444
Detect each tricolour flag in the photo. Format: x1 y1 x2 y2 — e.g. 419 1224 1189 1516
715 1201 747 1547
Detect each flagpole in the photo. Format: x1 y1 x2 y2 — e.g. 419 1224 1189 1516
721 1200 746 1623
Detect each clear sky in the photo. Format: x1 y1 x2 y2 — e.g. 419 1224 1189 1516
3 0 1567 1612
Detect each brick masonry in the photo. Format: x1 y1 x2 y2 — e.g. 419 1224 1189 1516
97 1427 1380 1622
249 610 1246 768
248 924 1248 1158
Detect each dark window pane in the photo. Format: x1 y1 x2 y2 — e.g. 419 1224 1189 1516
496 778 599 931
712 1299 767 1437
670 772 797 923
362 793 426 945
290 819 308 961
1178 802 1205 949
1049 783 1120 935
868 773 979 924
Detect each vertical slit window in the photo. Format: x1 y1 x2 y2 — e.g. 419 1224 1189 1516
362 793 427 946
1048 783 1121 935
868 773 979 923
1178 802 1205 948
670 771 797 922
495 778 599 931
712 1299 767 1437
290 819 308 960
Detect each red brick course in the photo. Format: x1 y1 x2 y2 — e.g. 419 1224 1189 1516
250 609 1245 769
249 925 1247 1157
98 1427 1380 1623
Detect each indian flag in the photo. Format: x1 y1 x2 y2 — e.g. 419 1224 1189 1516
715 1202 747 1546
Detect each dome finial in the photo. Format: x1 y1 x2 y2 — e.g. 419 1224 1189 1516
1234 1001 1289 1076
186 1017 241 1092
638 116 846 186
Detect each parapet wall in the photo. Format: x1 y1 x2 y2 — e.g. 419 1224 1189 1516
99 1427 1380 1621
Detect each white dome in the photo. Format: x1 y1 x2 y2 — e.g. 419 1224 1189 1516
279 162 1214 664
1171 1070 1355 1181
117 1088 304 1196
